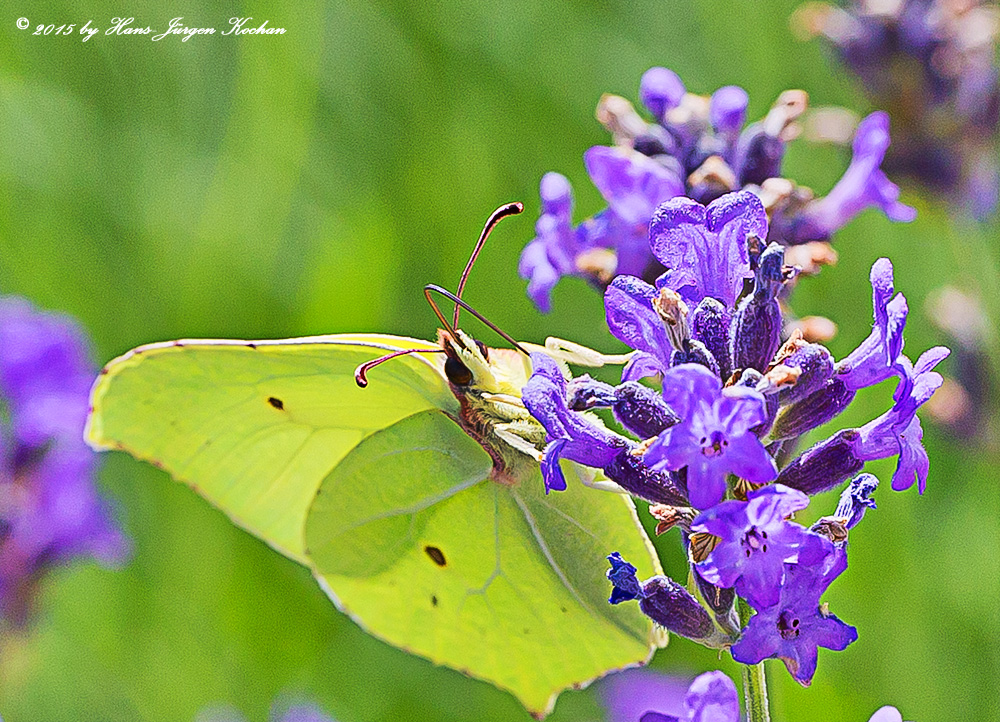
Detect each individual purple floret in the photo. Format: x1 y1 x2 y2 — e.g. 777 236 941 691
520 67 915 310
650 191 766 308
836 257 908 391
606 553 722 645
644 364 776 509
795 0 1000 218
853 346 949 492
0 297 129 625
518 172 581 313
772 256 908 441
692 484 816 609
522 352 628 492
731 536 857 686
783 112 916 242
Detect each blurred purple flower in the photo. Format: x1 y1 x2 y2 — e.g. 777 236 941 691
796 0 1000 218
644 364 776 509
0 297 128 625
601 668 739 722
789 112 916 242
196 697 336 722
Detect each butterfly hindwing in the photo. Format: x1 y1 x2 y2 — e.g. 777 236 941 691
306 408 662 717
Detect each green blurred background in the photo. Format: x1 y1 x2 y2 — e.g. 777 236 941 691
1 0 998 720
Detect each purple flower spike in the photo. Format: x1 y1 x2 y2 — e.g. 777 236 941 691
0 297 129 624
644 364 777 509
852 346 949 492
518 172 579 313
522 352 628 492
651 191 767 308
795 112 916 241
731 538 858 686
692 484 814 609
837 258 909 390
640 67 686 121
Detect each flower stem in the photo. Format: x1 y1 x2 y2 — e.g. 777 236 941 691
741 662 771 722
736 598 770 722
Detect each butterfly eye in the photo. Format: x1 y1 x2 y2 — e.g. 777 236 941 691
475 339 489 360
444 355 473 386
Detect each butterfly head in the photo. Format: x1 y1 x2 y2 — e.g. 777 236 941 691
439 328 529 397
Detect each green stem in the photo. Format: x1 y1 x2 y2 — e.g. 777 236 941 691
737 598 770 722
741 662 770 722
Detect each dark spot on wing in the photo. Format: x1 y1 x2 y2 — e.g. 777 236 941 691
173 340 184 347
267 396 284 410
560 606 568 613
424 545 447 567
431 595 438 607
247 343 257 349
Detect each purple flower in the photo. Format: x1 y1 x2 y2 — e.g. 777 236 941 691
731 537 857 686
644 364 777 509
797 0 1000 218
606 553 718 643
0 297 129 625
518 173 581 313
605 275 673 376
522 352 628 492
601 668 740 722
853 346 949 492
640 67 686 122
791 112 916 242
650 191 767 308
692 484 816 609
836 257 908 391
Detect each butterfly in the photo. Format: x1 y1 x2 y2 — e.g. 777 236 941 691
85 203 663 717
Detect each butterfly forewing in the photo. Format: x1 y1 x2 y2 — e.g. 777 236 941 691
86 334 457 564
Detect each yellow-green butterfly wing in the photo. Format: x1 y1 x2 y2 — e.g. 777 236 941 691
86 334 454 564
86 333 663 716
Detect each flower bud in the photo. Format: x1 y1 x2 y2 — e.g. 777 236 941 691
730 243 788 373
770 377 856 441
690 297 732 379
606 553 716 642
613 381 680 438
604 448 688 505
775 429 864 495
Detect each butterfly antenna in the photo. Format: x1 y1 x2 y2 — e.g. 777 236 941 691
425 284 529 356
453 202 523 330
354 347 446 388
